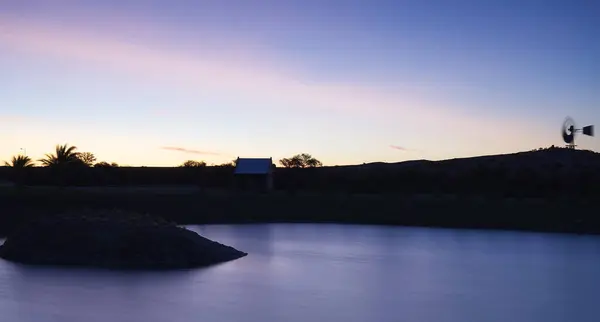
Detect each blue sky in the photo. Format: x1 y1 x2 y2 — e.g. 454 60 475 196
1 0 598 166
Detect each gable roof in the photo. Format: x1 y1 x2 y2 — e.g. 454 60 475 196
234 158 273 175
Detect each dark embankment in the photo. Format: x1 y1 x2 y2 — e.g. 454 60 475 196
0 209 247 269
2 147 600 197
1 147 599 236
0 187 598 237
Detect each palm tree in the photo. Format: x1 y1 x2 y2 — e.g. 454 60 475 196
3 155 35 187
3 155 35 168
39 144 82 167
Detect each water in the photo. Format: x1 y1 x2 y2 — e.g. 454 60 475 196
1 224 599 322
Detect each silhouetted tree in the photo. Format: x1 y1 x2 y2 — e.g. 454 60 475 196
279 157 298 168
3 155 35 187
39 144 83 168
215 162 235 168
77 152 97 166
3 155 35 168
94 161 119 168
180 160 207 168
211 159 237 168
304 155 323 168
279 153 322 168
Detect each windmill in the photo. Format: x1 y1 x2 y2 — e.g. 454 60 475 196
562 117 594 149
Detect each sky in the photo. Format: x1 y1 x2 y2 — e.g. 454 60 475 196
0 0 598 166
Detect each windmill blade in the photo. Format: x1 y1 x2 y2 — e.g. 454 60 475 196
562 130 574 144
583 125 594 137
562 117 576 144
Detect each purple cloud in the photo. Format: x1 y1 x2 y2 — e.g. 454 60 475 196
389 145 409 151
160 146 223 156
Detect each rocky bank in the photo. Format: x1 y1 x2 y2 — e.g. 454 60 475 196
0 209 247 269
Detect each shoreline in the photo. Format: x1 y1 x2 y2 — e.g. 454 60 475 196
1 186 598 237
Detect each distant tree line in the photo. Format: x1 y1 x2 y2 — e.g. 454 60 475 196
2 144 600 197
3 144 119 169
4 145 323 170
1 144 325 188
179 153 322 169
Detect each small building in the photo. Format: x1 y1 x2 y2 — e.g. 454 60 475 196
234 157 274 192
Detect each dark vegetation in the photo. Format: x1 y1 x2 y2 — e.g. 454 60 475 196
0 209 247 270
1 144 600 237
2 145 598 197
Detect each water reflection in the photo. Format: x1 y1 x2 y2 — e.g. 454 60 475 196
190 224 275 255
0 224 599 322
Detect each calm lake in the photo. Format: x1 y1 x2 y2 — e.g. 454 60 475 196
0 224 599 322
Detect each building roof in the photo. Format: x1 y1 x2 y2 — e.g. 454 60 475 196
234 158 273 175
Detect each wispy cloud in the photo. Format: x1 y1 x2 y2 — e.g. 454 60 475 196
160 146 224 156
0 13 459 119
389 145 409 151
0 11 550 161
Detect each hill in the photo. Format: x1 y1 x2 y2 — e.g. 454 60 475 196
354 146 599 172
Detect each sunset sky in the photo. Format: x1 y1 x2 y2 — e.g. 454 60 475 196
1 0 598 166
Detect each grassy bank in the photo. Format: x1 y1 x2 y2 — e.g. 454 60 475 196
0 186 598 237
